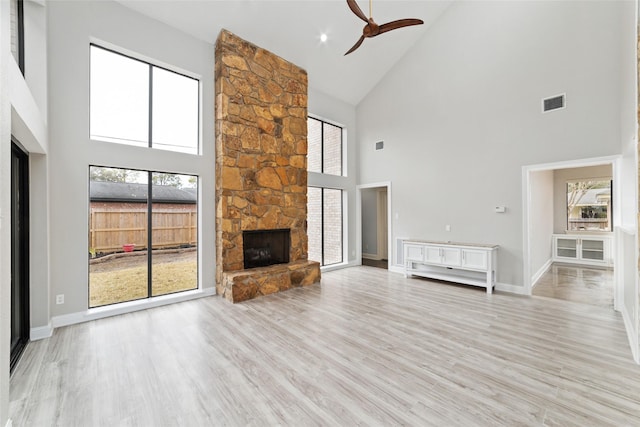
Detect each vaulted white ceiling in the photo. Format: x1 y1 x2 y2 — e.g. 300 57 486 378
115 0 453 105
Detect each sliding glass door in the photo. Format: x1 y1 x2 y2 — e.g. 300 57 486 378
89 167 197 308
11 140 30 372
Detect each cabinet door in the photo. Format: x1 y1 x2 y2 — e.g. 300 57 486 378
405 244 424 262
461 249 487 270
580 238 605 262
556 237 578 259
424 246 442 264
441 248 461 266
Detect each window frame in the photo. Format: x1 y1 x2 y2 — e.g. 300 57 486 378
10 0 25 75
308 186 344 267
89 43 201 155
88 165 200 308
566 178 613 232
307 116 344 176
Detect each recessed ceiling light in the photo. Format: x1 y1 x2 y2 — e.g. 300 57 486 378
320 33 328 43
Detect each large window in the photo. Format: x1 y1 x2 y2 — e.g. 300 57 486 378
90 45 199 154
89 166 198 308
307 117 343 176
10 0 25 74
567 179 612 232
307 187 343 266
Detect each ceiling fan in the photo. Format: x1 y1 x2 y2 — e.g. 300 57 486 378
344 0 424 55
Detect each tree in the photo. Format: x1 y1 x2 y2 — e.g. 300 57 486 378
90 167 141 183
567 180 610 218
152 173 182 188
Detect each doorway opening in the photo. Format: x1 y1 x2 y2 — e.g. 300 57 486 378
522 156 619 310
357 183 391 270
11 139 30 372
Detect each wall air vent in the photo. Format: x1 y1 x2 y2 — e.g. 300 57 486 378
375 141 384 150
542 94 565 113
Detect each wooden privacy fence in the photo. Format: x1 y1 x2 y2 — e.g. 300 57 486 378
89 208 197 253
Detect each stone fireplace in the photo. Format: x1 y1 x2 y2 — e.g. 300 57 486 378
215 29 321 303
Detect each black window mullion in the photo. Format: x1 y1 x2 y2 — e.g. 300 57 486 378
148 65 153 148
17 0 25 75
146 65 153 298
321 188 325 266
147 172 153 299
320 122 325 174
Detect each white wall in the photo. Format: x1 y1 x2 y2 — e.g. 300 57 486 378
357 0 631 289
46 1 216 320
617 0 639 362
529 170 554 282
308 88 357 265
361 187 378 257
1 0 12 423
2 0 49 423
552 164 613 234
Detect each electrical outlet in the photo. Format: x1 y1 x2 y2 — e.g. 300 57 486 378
56 294 64 305
445 225 451 232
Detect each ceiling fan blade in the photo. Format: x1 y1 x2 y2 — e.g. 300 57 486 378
378 18 424 35
346 0 369 23
344 35 366 55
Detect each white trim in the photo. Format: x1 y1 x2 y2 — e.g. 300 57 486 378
530 259 553 289
30 323 53 341
389 265 405 275
495 282 528 295
522 155 621 297
362 253 381 260
622 303 640 364
321 260 359 273
51 288 215 329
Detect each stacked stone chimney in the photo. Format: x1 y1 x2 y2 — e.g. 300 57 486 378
215 30 320 302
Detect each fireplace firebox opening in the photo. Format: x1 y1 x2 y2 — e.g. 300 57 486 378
243 229 290 269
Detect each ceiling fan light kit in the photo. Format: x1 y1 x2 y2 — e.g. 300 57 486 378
344 0 424 55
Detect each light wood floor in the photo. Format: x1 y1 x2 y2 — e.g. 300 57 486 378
10 267 640 426
532 263 614 309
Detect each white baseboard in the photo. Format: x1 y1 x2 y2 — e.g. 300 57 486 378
530 259 552 289
321 260 360 273
51 288 216 329
389 265 405 275
622 304 640 364
362 253 381 261
495 282 528 295
30 323 53 341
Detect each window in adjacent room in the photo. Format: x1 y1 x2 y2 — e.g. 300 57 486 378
89 166 198 308
307 116 343 176
307 187 343 266
90 45 199 154
10 0 25 74
566 179 612 232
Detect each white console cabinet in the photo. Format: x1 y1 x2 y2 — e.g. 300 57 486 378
552 234 612 267
403 240 498 294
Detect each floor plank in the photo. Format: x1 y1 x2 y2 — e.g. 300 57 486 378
10 266 640 426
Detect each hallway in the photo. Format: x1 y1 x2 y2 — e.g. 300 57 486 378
532 263 614 309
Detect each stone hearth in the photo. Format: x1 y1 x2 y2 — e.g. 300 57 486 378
215 29 320 303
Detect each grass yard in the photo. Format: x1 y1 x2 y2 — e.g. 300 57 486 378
89 250 197 307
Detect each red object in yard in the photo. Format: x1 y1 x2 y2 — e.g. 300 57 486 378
123 244 135 252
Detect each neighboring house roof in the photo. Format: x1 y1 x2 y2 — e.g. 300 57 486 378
570 187 611 207
90 181 197 204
